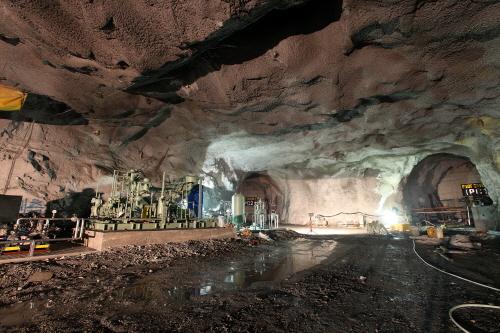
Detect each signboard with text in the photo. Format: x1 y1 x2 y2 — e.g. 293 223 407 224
461 183 488 197
245 196 257 206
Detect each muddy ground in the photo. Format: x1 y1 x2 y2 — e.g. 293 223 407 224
0 231 499 333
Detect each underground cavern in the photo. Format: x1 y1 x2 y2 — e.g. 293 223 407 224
0 0 499 332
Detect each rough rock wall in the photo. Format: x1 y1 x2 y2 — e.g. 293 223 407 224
283 175 381 225
0 0 499 220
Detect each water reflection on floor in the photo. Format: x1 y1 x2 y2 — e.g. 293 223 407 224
116 239 336 304
0 301 41 328
0 239 336 329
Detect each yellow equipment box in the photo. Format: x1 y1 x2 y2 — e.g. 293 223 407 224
2 245 21 252
391 223 411 232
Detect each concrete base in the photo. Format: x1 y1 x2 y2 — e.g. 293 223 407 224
141 223 158 230
93 222 116 231
84 227 235 251
116 223 135 231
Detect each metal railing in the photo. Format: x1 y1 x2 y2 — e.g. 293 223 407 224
1 217 85 257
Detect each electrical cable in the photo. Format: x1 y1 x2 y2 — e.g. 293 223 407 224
412 240 500 292
412 240 500 332
449 304 500 333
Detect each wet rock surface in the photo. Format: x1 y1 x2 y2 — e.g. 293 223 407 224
0 234 499 332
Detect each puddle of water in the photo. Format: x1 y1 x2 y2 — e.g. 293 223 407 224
0 300 46 328
116 239 336 304
0 239 336 328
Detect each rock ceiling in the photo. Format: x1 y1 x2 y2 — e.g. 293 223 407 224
0 0 499 210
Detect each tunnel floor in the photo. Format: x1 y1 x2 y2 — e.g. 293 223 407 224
0 233 499 332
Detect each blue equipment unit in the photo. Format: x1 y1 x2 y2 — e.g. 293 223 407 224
187 185 203 218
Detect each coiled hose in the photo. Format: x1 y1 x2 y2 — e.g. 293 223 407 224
412 240 500 332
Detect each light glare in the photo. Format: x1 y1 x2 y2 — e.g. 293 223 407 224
382 209 399 227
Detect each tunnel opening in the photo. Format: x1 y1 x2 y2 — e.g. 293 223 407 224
402 153 494 228
235 172 284 227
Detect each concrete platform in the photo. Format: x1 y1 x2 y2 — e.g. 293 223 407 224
84 227 236 251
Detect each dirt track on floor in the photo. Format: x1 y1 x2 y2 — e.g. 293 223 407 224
0 233 499 332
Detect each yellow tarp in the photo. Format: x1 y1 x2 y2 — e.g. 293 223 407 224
0 84 27 111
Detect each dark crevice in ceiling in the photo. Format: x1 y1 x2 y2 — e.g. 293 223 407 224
126 0 343 104
61 65 98 75
0 94 88 125
101 17 116 33
0 33 21 46
120 106 172 146
348 18 403 54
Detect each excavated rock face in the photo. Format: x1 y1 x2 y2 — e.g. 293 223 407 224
0 0 499 222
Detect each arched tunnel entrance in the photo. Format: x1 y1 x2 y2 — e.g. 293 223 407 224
402 153 495 229
235 173 284 226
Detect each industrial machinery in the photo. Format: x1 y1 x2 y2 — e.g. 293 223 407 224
462 183 497 231
228 195 279 231
251 198 279 230
91 170 157 220
0 216 51 254
253 199 266 228
1 193 86 255
1 215 85 256
89 169 214 230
